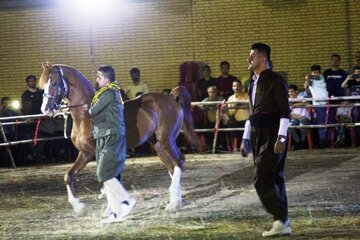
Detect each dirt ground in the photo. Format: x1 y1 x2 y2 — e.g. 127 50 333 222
0 148 359 239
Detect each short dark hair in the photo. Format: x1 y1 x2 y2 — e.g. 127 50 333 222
220 61 230 68
331 54 341 60
202 65 211 71
310 64 321 71
233 79 241 86
288 84 298 91
251 43 271 61
98 65 115 82
162 88 171 94
1 96 10 104
130 67 140 74
25 75 37 82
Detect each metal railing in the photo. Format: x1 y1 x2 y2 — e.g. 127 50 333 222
1 95 360 167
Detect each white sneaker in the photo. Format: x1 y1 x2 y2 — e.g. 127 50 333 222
100 212 125 224
262 220 292 237
118 198 136 219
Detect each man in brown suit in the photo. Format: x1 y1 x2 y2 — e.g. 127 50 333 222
240 43 291 237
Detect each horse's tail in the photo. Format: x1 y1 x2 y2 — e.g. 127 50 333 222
170 86 199 147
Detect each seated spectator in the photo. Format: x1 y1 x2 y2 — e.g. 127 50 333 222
215 61 239 99
0 97 19 141
227 80 249 151
196 65 216 101
334 101 352 147
288 84 311 149
304 64 331 148
124 68 150 100
201 86 227 151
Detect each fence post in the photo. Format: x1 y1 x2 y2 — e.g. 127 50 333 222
0 122 16 168
212 100 225 154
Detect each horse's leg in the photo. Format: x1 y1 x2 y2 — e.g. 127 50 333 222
167 146 185 212
154 136 185 213
64 151 93 214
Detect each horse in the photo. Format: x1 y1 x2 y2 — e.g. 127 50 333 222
39 62 199 214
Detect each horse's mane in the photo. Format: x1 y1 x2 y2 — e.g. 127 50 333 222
38 63 95 93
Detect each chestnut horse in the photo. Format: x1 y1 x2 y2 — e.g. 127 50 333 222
39 62 199 214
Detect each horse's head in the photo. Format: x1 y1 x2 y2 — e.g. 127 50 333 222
40 62 69 116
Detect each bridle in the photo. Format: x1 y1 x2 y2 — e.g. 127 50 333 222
43 65 69 110
43 66 88 110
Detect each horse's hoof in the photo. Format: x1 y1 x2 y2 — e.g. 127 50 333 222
73 201 86 216
164 202 181 213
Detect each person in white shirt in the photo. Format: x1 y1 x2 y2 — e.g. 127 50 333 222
123 68 150 100
304 64 332 148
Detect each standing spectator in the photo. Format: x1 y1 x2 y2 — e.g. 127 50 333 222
323 54 348 145
20 75 46 162
227 80 249 151
240 43 291 237
215 61 239 99
323 54 348 97
196 65 216 101
89 65 136 223
288 84 311 149
341 67 360 143
179 61 198 101
21 75 43 115
305 65 332 148
123 67 150 100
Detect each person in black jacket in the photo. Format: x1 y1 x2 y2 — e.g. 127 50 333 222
240 43 291 237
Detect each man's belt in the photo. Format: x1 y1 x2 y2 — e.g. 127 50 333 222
249 111 280 128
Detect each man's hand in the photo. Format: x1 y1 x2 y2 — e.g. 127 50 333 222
274 135 286 154
82 104 89 111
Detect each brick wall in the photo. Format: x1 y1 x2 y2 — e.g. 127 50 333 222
0 0 359 104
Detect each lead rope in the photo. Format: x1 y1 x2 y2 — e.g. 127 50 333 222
33 117 41 145
324 95 332 132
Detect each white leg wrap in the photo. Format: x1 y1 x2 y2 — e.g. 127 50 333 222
66 185 85 215
165 166 182 212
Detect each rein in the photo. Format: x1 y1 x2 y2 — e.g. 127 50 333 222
60 102 87 110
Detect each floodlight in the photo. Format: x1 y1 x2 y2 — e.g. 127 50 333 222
11 100 20 110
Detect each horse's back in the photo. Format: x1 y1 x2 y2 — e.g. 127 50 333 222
124 93 182 148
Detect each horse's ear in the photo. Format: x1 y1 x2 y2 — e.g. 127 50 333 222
42 61 48 71
45 61 53 69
